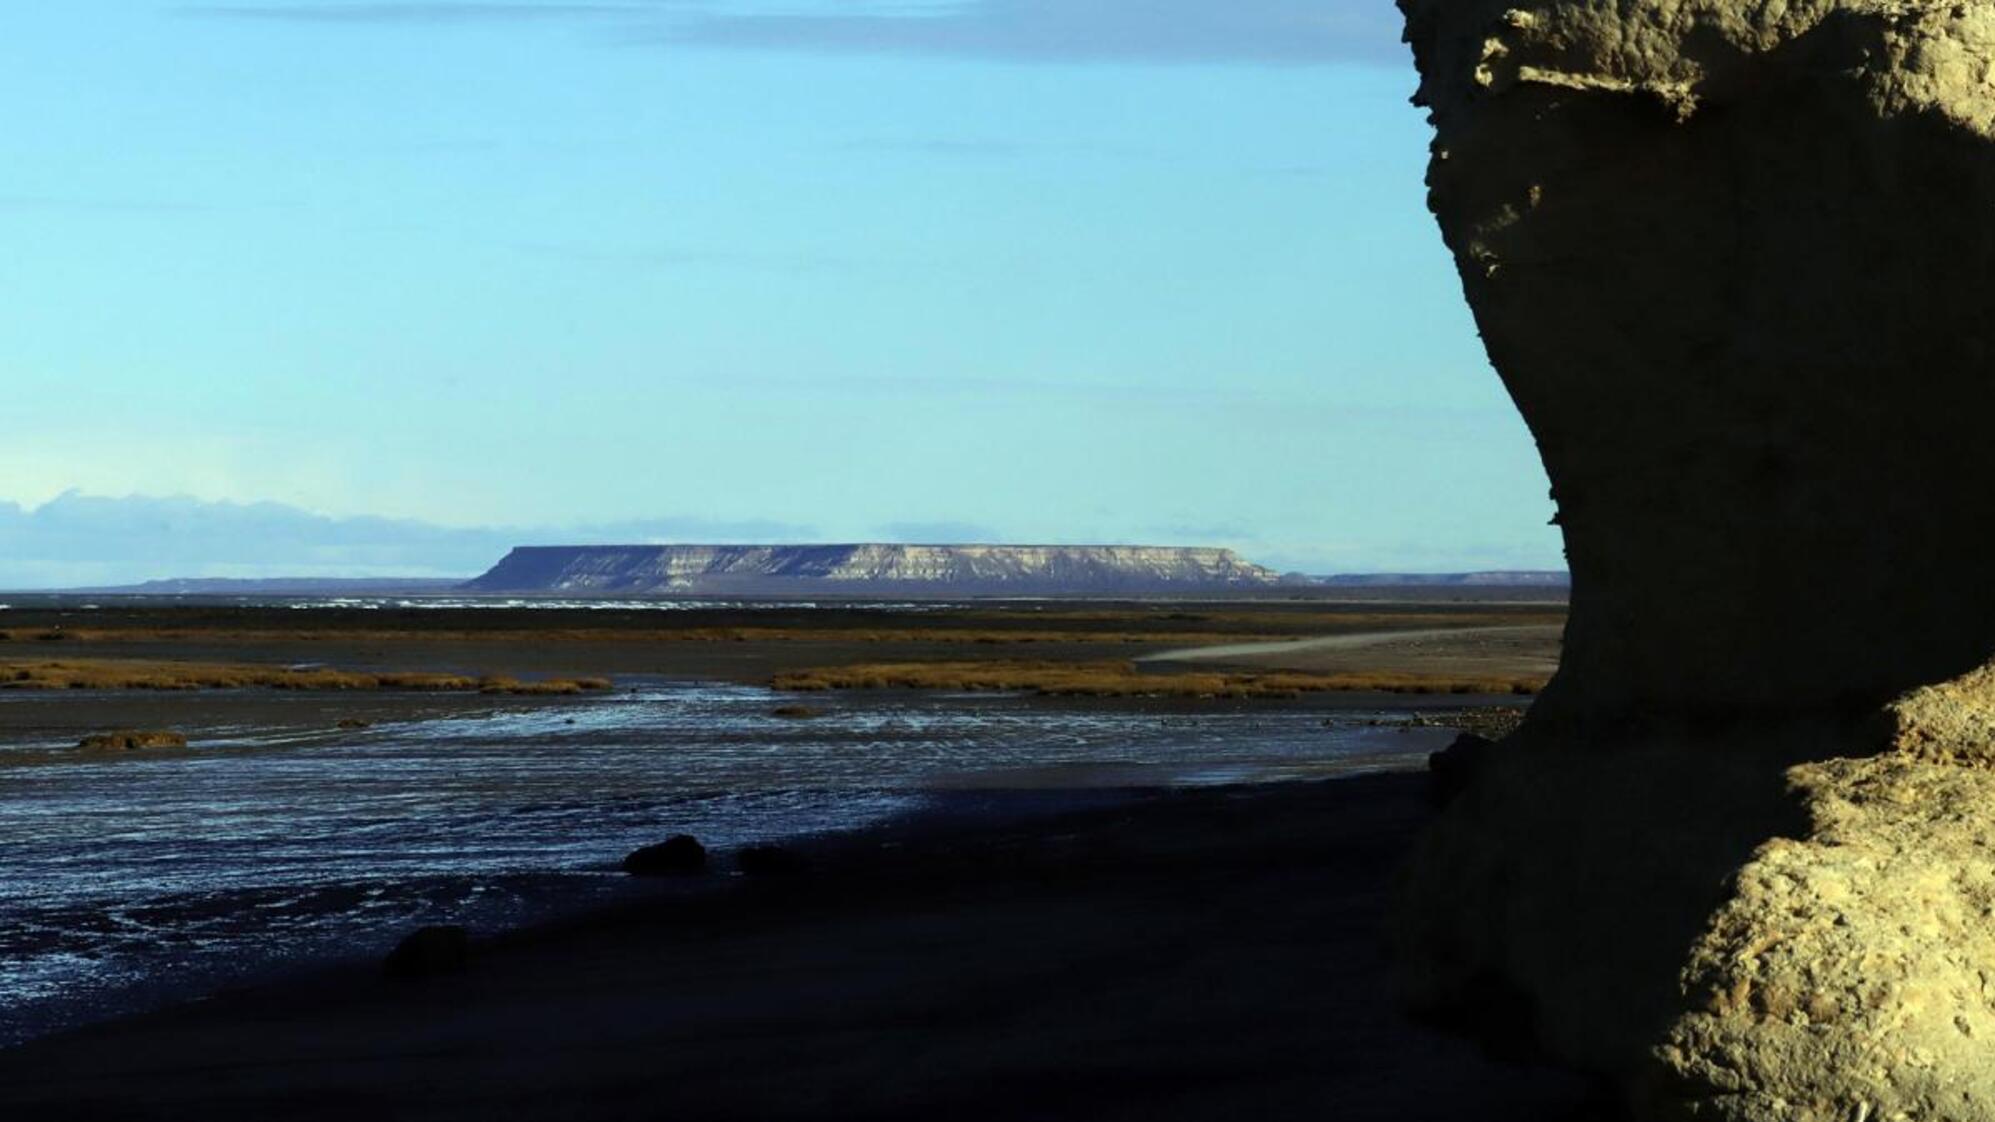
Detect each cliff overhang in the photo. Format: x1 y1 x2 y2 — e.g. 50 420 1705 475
1395 3 1995 1118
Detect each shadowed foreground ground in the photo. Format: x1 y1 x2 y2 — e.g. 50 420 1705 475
0 773 1601 1121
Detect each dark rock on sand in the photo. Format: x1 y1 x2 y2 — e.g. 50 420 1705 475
382 925 470 980
1425 733 1493 808
76 730 188 751
623 835 707 876
0 774 1600 1121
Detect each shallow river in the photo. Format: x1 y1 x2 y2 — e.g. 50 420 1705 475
0 681 1452 1046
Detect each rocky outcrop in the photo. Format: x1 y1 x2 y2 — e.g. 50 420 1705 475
623 835 708 877
1659 754 1995 1120
1396 2 1995 1118
465 544 1278 596
1404 0 1995 728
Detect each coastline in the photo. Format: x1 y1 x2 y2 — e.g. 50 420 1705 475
0 771 1602 1121
0 599 1581 1117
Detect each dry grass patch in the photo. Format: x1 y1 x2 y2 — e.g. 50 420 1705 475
482 675 613 696
24 626 1297 646
772 660 1545 699
30 610 1566 649
0 659 613 695
76 730 189 751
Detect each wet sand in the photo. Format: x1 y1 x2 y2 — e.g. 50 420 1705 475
0 598 1565 684
0 774 1603 1121
0 599 1590 1119
0 600 1564 743
1143 624 1563 682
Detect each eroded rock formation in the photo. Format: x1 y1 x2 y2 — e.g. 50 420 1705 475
1396 3 1995 1118
1405 0 1995 727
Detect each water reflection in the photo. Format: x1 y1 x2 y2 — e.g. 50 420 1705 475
0 682 1448 1045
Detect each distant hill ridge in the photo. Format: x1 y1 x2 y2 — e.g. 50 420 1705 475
1312 571 1569 587
463 544 1280 596
68 577 466 596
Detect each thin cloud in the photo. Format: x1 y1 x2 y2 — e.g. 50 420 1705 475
509 240 878 274
180 3 648 23
875 521 1004 543
1142 522 1260 544
185 2 1404 66
829 137 1177 164
0 195 223 214
834 137 1026 158
659 1 1404 66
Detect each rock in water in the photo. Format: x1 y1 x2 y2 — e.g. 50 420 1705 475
1397 3 1995 1118
623 835 707 876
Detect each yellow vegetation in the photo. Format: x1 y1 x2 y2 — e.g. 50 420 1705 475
0 610 1564 648
771 660 1545 699
0 659 612 695
77 730 189 751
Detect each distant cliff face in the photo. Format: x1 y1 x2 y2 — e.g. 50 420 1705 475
463 545 1279 596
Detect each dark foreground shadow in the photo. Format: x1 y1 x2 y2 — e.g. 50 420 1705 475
0 773 1606 1122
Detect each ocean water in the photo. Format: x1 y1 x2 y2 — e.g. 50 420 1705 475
0 682 1452 1046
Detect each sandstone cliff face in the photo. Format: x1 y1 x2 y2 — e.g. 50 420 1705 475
1405 0 1995 725
1396 3 1995 1118
1661 754 1995 1120
465 544 1277 596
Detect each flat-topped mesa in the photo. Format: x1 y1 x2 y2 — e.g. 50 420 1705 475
1403 0 1995 726
464 545 1279 596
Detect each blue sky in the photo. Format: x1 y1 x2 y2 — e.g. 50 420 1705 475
0 2 1559 586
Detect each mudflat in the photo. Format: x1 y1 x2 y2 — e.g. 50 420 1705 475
0 598 1564 734
0 597 1582 1119
0 773 1600 1121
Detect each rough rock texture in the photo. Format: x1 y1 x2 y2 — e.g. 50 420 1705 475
1396 2 1995 1118
1394 731 1816 1079
1396 729 1995 1121
1658 755 1995 1120
1403 0 1995 725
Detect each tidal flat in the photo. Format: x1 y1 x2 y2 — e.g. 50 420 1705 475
0 596 1583 1119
